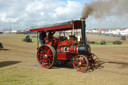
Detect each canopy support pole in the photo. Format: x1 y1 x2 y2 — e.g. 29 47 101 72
37 32 39 49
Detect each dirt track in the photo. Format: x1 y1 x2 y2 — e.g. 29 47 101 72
0 34 128 85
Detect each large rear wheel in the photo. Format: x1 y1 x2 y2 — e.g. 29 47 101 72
37 45 56 69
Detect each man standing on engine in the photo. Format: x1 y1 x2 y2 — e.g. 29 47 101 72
39 31 46 45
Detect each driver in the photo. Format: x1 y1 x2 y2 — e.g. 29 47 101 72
39 31 46 45
48 31 55 40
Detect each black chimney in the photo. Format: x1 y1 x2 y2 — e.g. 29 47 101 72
78 18 91 54
81 18 86 45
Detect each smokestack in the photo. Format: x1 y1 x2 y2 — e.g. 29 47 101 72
78 18 91 55
80 18 86 45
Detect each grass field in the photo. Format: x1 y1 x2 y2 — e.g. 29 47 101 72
0 34 128 85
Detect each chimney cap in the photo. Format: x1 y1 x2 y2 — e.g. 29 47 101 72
80 18 85 21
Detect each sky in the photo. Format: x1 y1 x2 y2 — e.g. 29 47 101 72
0 0 128 30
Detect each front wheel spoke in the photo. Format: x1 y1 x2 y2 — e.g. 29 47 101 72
74 61 79 64
76 57 80 60
82 60 86 64
76 65 79 69
79 58 82 62
82 66 86 70
76 58 80 62
82 64 87 67
79 66 82 70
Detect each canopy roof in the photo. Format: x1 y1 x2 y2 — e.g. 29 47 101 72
29 20 82 32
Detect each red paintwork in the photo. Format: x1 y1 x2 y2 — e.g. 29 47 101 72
29 20 81 32
68 38 78 45
59 41 69 46
57 52 73 60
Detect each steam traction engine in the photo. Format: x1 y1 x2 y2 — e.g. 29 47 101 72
30 18 100 72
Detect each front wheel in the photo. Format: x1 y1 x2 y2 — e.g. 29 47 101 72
73 55 88 72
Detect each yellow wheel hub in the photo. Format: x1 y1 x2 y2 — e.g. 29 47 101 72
78 62 82 66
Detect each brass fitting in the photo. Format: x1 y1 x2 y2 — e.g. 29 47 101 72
80 18 85 21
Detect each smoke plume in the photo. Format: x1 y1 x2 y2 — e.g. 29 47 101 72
82 0 128 19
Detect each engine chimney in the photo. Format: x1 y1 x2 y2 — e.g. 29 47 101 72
80 18 86 45
77 18 91 54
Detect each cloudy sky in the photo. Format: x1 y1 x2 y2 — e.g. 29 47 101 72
0 0 128 30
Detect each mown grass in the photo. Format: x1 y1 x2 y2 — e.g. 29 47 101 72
0 68 55 85
0 34 128 85
0 67 127 85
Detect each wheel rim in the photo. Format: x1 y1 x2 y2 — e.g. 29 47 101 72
91 53 100 69
73 55 88 72
37 45 56 69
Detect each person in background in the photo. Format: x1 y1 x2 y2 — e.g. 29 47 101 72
39 31 46 45
26 35 30 39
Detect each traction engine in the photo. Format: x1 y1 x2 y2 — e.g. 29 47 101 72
30 18 100 72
